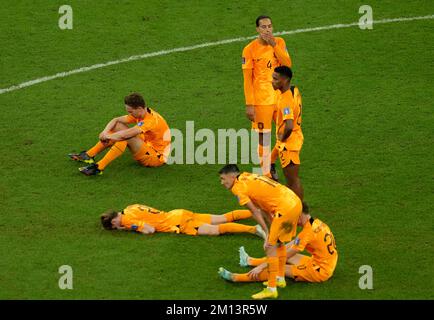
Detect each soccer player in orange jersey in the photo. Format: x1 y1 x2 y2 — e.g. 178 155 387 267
100 203 266 238
218 202 338 284
270 66 304 199
242 15 292 177
219 164 302 299
68 92 171 176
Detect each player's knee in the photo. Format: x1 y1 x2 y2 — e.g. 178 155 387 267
197 224 219 236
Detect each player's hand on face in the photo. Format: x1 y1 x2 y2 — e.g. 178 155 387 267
246 105 255 121
262 33 276 47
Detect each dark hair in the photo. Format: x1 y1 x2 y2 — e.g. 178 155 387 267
302 202 309 214
256 15 272 27
100 210 119 230
274 66 293 81
124 92 146 108
219 164 240 175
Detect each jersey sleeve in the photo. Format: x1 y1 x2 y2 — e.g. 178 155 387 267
123 218 151 232
136 117 157 133
274 38 292 67
242 45 253 70
125 115 137 124
231 181 251 206
290 227 312 252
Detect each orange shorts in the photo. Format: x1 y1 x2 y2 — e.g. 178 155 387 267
279 148 301 167
178 210 212 236
291 256 335 282
252 105 276 132
133 142 166 167
267 199 302 246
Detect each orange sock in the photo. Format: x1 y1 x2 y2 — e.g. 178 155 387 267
232 271 268 282
249 257 267 266
270 145 278 164
218 223 255 235
223 210 252 222
277 245 287 278
97 141 127 170
87 141 110 158
267 256 279 288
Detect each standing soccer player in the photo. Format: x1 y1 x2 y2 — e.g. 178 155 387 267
270 66 304 200
219 164 302 299
69 93 171 176
242 15 292 177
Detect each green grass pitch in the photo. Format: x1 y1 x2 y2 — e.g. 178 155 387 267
0 0 433 299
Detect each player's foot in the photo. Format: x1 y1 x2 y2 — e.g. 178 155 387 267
254 224 266 239
251 287 278 300
218 267 233 281
263 278 286 288
270 163 279 182
239 246 250 267
68 151 95 164
79 163 103 176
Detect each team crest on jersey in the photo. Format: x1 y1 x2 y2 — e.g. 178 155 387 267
283 107 291 115
137 121 144 126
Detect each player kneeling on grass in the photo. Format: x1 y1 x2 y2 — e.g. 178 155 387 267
218 202 338 284
100 203 266 238
69 92 170 176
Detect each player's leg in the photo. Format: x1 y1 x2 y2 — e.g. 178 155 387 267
287 253 308 265
217 210 252 223
79 122 130 175
197 223 260 237
253 105 274 176
131 139 165 167
282 160 304 200
218 265 268 283
239 246 267 267
251 244 279 299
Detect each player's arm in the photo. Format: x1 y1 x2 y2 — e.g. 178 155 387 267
244 201 269 239
99 115 131 141
247 262 268 280
243 69 255 121
273 40 292 67
138 223 156 235
105 126 142 141
278 119 294 142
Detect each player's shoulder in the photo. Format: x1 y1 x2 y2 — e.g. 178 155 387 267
243 38 259 51
275 37 286 45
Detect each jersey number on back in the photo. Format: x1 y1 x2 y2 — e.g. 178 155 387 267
324 233 337 255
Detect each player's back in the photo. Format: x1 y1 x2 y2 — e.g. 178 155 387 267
236 172 300 213
122 204 182 232
126 108 170 151
304 218 338 272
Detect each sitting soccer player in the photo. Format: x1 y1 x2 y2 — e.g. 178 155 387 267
218 203 338 284
69 92 171 176
100 203 266 238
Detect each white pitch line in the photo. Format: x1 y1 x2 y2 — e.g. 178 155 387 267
1 14 433 95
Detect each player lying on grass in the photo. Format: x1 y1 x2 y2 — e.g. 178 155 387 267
100 203 266 238
218 203 338 284
69 92 170 176
219 164 302 299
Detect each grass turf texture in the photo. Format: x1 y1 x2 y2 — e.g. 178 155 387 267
0 0 433 299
